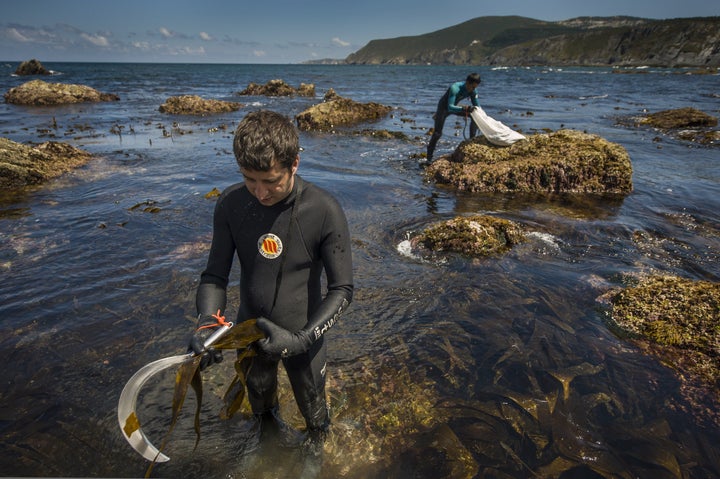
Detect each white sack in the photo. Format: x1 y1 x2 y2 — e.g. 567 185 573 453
470 106 526 146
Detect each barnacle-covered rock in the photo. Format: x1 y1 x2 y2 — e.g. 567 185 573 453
608 274 720 425
0 137 93 188
237 79 315 97
636 107 719 144
295 90 391 132
158 95 242 115
14 59 51 76
412 214 526 257
426 129 633 194
4 79 119 106
640 107 717 129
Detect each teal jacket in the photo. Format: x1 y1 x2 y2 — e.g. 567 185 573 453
445 81 479 114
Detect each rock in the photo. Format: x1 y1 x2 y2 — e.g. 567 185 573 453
323 88 341 101
14 59 51 76
0 137 93 188
237 79 315 97
354 129 409 140
608 274 720 425
296 83 315 97
412 214 525 257
426 129 633 194
636 107 719 144
158 95 242 115
295 91 392 132
640 107 717 129
4 79 119 106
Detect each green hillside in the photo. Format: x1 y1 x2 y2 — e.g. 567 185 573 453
344 16 720 67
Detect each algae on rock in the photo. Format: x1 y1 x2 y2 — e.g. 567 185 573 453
426 129 633 194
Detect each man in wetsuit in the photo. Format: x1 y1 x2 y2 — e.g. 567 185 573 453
425 73 481 163
188 110 354 454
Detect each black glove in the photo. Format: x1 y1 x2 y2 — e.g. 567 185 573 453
255 317 312 358
187 325 224 371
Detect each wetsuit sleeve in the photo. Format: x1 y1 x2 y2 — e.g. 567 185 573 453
301 195 353 340
197 196 234 316
446 82 464 114
471 90 479 107
196 283 227 318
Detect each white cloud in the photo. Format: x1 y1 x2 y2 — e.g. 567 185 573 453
332 37 350 47
159 27 173 38
199 31 212 41
253 50 266 57
81 33 109 47
6 27 31 42
132 41 150 50
179 46 206 55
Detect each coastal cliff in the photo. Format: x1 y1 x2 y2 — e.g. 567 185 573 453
343 16 720 67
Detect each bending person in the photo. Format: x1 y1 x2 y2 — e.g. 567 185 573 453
426 72 481 163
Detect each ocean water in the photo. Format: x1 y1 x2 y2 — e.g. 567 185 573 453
0 62 719 478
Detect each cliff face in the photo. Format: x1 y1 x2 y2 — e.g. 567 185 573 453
345 16 720 67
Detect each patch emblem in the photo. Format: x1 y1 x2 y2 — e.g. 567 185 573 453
258 233 283 259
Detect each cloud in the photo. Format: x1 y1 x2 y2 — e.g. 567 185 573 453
132 41 151 51
81 33 109 47
253 50 266 57
199 31 212 41
5 27 31 42
159 27 174 38
332 37 350 47
3 24 57 44
178 46 206 55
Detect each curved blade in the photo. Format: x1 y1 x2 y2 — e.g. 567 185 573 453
117 354 189 462
118 322 233 462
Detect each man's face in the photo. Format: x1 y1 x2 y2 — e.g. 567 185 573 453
241 156 299 207
466 80 479 92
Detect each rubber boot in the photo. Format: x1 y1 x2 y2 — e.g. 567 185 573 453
254 406 305 449
296 424 329 479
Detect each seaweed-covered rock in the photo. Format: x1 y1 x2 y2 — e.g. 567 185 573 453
295 90 392 132
412 214 525 257
296 83 315 97
158 95 242 115
4 79 119 106
14 59 51 76
426 129 632 194
237 79 315 97
636 107 719 144
640 107 717 129
608 274 720 424
0 137 93 188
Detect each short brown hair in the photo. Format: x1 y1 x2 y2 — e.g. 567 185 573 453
233 110 299 171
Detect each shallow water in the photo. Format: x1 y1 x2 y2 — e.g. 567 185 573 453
0 62 719 478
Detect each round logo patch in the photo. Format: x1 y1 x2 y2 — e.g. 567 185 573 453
258 233 283 259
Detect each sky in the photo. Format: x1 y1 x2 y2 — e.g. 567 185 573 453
1 0 718 64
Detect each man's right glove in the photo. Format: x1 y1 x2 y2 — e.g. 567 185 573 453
187 310 226 370
187 334 223 371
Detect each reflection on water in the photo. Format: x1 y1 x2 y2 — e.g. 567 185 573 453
0 63 719 478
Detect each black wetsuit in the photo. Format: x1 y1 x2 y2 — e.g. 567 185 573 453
198 175 353 429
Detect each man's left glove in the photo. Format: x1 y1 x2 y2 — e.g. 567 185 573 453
255 317 312 358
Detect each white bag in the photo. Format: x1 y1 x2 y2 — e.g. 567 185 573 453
470 106 526 146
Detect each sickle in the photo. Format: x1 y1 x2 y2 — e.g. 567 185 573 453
117 322 233 462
